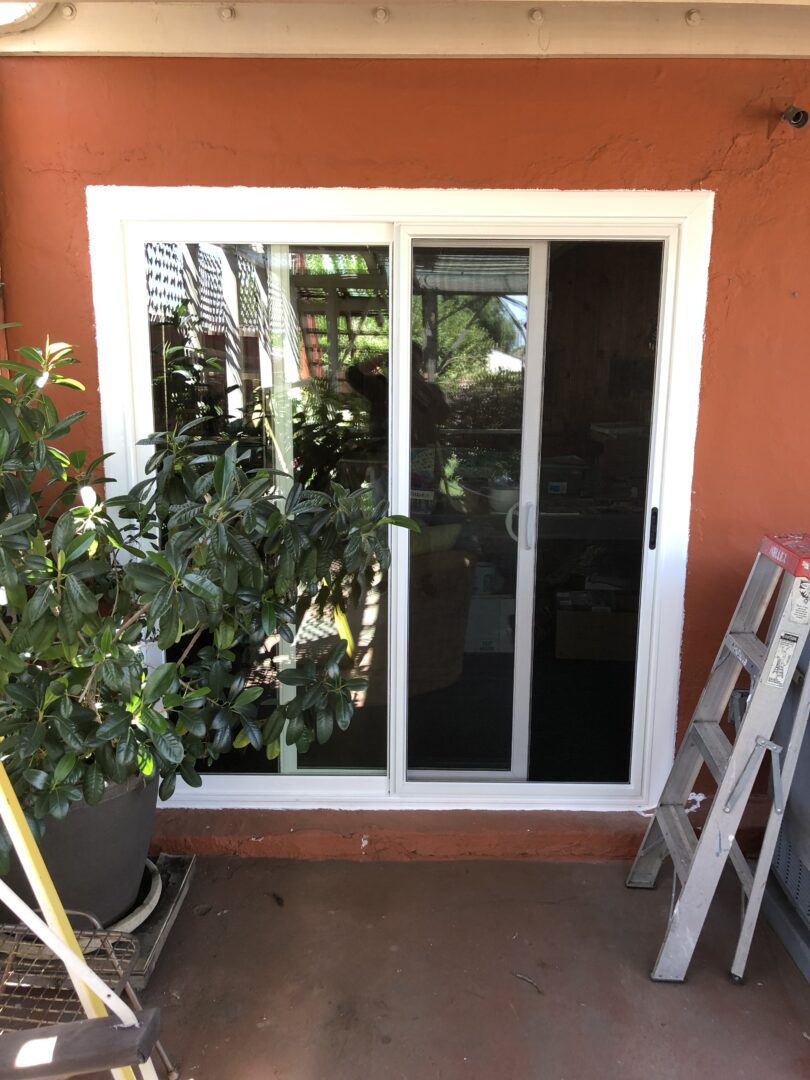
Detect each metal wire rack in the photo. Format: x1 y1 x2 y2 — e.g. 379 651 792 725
0 923 139 1033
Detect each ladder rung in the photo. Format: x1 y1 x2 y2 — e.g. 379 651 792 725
691 721 733 783
656 804 697 886
0 1009 160 1077
726 631 767 678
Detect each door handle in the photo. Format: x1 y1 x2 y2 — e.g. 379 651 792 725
649 507 659 550
505 502 536 549
524 502 536 550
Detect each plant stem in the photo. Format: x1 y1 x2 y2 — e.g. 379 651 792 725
115 604 148 640
76 600 148 704
176 626 204 668
78 668 95 705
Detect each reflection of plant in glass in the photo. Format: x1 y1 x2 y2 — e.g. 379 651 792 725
151 301 225 435
291 377 374 491
446 370 524 433
439 453 464 501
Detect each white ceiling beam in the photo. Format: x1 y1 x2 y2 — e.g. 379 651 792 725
3 2 810 58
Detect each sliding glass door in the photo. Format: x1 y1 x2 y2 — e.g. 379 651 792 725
141 231 664 788
405 240 664 783
405 244 546 777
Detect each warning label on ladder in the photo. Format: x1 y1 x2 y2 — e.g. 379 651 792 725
789 577 810 624
767 632 800 686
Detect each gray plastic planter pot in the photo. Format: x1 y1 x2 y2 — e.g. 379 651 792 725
7 773 159 927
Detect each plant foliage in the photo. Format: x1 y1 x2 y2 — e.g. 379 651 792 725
0 338 412 867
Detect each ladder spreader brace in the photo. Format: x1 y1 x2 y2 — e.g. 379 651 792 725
627 533 810 982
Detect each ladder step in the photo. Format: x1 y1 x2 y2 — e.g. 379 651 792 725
726 631 767 678
691 721 733 783
656 804 697 886
0 1008 160 1078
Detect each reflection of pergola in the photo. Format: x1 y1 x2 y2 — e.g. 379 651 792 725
289 248 389 381
145 241 390 386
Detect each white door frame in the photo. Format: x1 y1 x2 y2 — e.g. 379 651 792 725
87 186 713 811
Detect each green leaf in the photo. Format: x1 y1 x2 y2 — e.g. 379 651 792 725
278 669 309 687
83 764 105 805
143 662 177 704
52 712 85 752
48 789 70 820
51 512 76 554
53 752 77 785
45 410 85 440
0 513 36 539
179 760 202 787
184 573 222 609
64 574 98 616
159 771 177 801
234 686 262 707
240 715 263 751
137 746 156 777
157 608 181 650
377 514 420 531
316 711 333 745
212 444 236 498
115 734 137 769
263 708 285 743
0 642 26 675
260 602 276 637
151 727 185 765
265 738 281 761
148 583 175 625
63 531 97 565
3 475 33 516
228 530 261 568
285 714 305 746
95 711 131 740
335 695 353 732
23 769 49 791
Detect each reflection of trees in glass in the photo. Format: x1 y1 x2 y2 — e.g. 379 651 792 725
446 370 524 432
413 293 524 385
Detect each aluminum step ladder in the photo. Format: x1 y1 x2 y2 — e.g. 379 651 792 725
627 533 810 982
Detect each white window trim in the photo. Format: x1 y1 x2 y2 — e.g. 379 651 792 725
87 186 713 811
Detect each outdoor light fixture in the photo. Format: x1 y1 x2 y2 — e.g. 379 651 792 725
781 105 809 128
0 2 55 35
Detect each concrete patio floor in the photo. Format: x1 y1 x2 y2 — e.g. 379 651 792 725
139 859 810 1080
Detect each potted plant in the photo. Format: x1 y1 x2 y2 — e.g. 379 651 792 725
0 337 410 923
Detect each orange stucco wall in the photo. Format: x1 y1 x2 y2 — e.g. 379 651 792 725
1 57 809 740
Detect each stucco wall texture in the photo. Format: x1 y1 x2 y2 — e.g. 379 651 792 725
1 57 809 747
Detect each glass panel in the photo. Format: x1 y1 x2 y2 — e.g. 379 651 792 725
407 247 530 772
529 241 663 782
145 242 390 774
